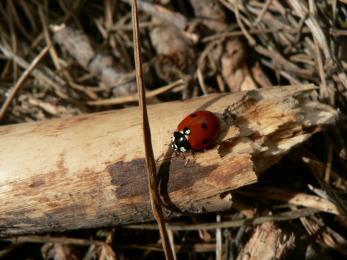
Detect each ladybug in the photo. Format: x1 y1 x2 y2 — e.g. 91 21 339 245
171 110 220 153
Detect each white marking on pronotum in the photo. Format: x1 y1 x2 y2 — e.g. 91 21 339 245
180 146 187 152
184 128 191 135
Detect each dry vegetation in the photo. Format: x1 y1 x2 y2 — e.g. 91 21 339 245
0 0 347 259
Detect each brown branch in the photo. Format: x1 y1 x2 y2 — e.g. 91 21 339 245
0 45 51 121
0 43 68 100
122 0 188 30
51 24 136 97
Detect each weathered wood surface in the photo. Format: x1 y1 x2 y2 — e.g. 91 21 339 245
0 85 336 236
236 222 295 260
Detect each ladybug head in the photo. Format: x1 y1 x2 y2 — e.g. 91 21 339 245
171 129 191 153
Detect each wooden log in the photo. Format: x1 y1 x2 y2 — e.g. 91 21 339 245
0 85 336 236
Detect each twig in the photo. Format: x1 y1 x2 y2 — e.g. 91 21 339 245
325 142 334 183
237 187 342 215
252 0 273 26
38 7 61 72
308 184 329 200
202 27 312 43
302 156 347 215
216 214 222 260
332 0 337 24
125 208 318 231
0 45 51 121
39 7 98 100
0 43 68 100
289 0 331 60
123 0 187 30
234 0 256 46
116 242 216 253
330 28 347 36
87 79 184 106
85 59 155 92
0 243 23 259
308 1 329 102
167 226 177 260
51 24 136 98
300 216 347 256
3 235 105 246
284 13 308 54
197 69 209 95
131 0 174 259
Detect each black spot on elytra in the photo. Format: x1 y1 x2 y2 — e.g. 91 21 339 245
203 139 209 145
190 113 197 117
201 122 208 129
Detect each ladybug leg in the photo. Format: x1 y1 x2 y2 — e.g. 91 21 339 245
182 153 188 160
189 150 196 160
172 150 180 157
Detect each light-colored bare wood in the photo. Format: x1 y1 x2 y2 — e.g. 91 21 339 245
236 222 296 260
0 85 336 236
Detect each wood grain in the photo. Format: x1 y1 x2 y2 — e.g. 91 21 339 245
236 222 295 260
0 85 336 236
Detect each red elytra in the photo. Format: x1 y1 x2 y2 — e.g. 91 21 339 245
171 110 220 152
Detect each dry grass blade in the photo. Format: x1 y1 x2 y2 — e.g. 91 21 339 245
0 243 23 259
87 79 184 106
0 43 68 100
237 188 342 215
3 235 105 246
302 156 347 215
131 0 174 259
0 45 50 121
116 243 216 253
125 208 318 231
